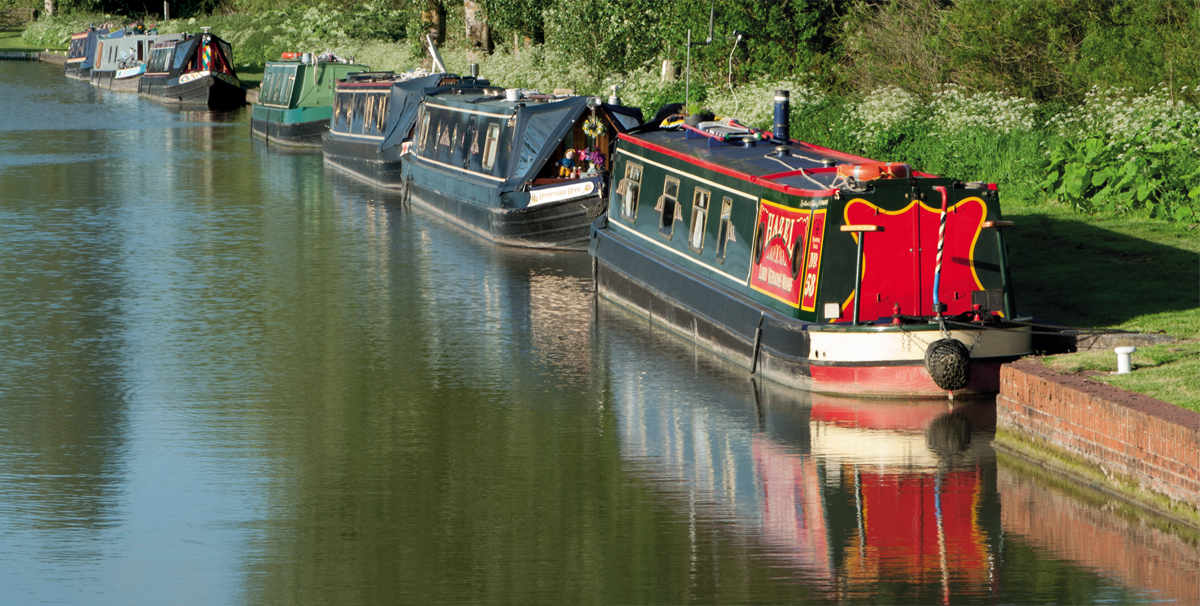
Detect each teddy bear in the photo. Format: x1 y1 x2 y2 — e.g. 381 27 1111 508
558 149 576 178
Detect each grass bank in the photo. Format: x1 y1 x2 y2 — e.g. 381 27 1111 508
0 28 30 49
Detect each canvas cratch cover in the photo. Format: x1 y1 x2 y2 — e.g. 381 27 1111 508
380 74 493 150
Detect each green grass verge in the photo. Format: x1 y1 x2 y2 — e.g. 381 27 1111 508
1041 340 1200 411
0 28 33 49
1003 203 1200 339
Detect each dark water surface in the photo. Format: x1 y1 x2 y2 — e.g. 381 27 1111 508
1 61 1196 605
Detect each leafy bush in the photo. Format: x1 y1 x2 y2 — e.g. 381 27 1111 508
20 11 110 48
1042 86 1200 221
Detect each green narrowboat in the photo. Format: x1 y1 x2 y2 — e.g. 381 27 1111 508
589 93 1032 398
251 53 370 148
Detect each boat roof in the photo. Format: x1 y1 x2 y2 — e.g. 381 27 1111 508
622 121 945 198
410 89 643 188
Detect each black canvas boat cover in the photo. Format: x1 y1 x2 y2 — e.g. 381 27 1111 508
380 73 461 150
506 98 641 188
83 29 108 67
506 96 591 187
173 38 199 71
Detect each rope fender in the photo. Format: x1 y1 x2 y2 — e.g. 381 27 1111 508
924 338 970 391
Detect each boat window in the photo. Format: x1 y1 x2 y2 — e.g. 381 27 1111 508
656 176 681 238
333 92 350 132
482 123 501 171
716 197 734 262
364 94 375 133
689 188 710 252
419 108 432 152
615 162 642 221
461 121 476 168
350 94 364 132
375 95 387 132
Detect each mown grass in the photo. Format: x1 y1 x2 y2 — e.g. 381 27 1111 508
1042 341 1200 412
0 28 30 49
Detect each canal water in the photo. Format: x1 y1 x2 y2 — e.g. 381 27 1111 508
1 60 1196 605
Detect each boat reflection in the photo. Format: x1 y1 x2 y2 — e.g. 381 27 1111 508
604 313 1000 600
324 166 595 386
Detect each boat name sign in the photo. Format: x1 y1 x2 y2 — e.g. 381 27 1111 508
178 70 238 86
528 178 597 207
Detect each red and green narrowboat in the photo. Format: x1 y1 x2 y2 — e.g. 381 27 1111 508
590 93 1031 398
251 53 370 148
138 29 244 110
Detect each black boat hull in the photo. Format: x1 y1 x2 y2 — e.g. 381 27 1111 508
64 65 91 80
139 74 245 110
407 184 604 251
321 133 404 189
251 118 327 149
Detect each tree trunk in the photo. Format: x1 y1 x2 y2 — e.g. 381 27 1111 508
463 1 491 51
43 0 54 17
422 1 446 46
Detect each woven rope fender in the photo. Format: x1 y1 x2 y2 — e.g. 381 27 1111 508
924 338 970 391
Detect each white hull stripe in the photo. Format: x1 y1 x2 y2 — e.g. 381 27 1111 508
806 326 1030 363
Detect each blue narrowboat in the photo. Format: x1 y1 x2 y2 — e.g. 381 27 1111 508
400 88 642 249
322 71 493 189
64 26 107 80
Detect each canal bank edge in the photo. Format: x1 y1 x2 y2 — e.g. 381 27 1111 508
996 358 1200 530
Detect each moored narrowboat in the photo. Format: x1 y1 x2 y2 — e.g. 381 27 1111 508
138 29 245 110
251 52 370 148
322 71 490 189
400 88 643 250
90 28 183 91
65 26 107 80
589 93 1031 398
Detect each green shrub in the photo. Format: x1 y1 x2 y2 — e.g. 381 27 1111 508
1042 86 1200 222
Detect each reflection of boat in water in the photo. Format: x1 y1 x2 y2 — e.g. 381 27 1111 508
604 317 999 598
323 167 595 382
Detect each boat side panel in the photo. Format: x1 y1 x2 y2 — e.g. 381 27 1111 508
610 142 829 320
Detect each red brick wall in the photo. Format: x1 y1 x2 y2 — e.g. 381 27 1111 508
997 359 1200 508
